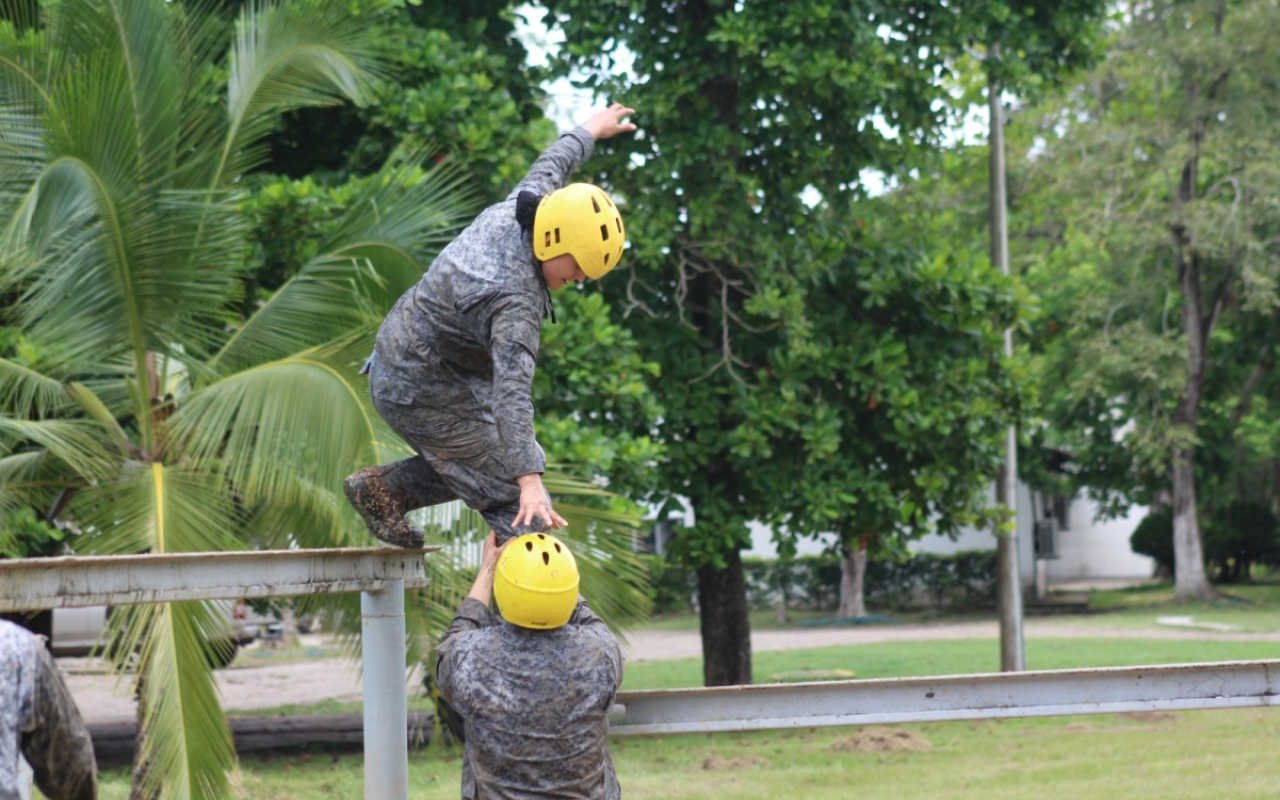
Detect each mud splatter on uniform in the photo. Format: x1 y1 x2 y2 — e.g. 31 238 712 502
0 621 97 800
435 598 623 800
361 128 596 543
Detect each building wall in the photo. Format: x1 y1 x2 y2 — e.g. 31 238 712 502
1045 495 1154 582
908 485 1154 585
740 485 1154 586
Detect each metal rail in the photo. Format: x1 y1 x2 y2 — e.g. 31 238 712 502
0 547 435 612
0 548 437 800
610 659 1280 735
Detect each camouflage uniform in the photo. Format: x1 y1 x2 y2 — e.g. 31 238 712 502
352 126 598 545
435 598 623 800
0 621 97 800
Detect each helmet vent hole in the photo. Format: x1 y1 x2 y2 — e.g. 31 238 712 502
544 232 551 248
600 224 609 242
616 218 622 232
554 543 561 553
554 228 561 244
591 196 601 213
603 253 610 266
525 541 533 551
537 533 546 540
542 552 550 566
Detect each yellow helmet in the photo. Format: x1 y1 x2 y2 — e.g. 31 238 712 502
533 183 625 280
494 533 580 629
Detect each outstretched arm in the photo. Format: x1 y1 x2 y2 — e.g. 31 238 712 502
507 104 637 200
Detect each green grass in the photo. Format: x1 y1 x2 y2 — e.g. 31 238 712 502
76 582 1280 798
88 706 1280 799
620 636 1280 691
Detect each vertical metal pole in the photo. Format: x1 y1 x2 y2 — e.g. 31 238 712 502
362 580 409 800
988 59 1025 672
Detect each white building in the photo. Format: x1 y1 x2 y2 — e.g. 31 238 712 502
742 483 1155 592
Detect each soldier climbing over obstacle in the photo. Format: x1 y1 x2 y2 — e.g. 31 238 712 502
344 104 637 547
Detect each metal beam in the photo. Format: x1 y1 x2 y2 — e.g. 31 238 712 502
0 548 438 612
611 660 1280 736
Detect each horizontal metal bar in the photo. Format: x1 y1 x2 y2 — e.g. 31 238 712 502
0 548 438 611
610 659 1280 735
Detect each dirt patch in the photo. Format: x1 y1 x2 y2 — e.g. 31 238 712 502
1062 722 1100 733
830 728 931 753
702 755 771 770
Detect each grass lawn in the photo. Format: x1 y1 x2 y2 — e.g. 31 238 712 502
87 706 1280 799
620 636 1280 691
74 581 1280 798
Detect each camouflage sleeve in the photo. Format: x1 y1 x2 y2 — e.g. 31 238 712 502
21 647 97 800
435 598 498 705
482 294 547 480
507 127 596 200
568 598 624 693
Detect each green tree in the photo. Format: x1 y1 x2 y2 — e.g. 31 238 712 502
544 0 997 686
0 2 651 797
767 229 1024 619
543 0 1103 684
1018 0 1280 599
262 0 556 199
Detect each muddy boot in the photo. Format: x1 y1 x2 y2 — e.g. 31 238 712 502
343 465 426 548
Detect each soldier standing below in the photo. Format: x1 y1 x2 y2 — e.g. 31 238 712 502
436 532 623 800
344 105 637 547
0 620 97 800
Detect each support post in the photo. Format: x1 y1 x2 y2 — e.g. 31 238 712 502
988 59 1025 673
362 580 409 800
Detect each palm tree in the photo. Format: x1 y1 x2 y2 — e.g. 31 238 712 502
0 1 649 798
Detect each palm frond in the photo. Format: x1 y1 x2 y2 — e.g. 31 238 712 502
5 131 243 379
0 449 69 519
131 599 238 800
75 460 243 556
0 415 114 482
204 261 382 376
166 334 400 509
66 381 133 455
317 151 478 313
49 0 187 188
69 457 246 800
211 0 383 188
0 356 67 418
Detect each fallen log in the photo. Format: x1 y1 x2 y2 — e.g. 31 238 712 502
88 711 435 767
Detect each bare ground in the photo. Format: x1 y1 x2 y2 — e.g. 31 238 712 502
65 619 1280 725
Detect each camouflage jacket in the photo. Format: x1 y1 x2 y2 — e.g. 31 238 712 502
436 598 623 800
370 128 596 481
0 621 97 800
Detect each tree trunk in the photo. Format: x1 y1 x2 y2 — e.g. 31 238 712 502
697 548 752 686
1169 248 1215 601
837 538 868 619
1171 447 1212 599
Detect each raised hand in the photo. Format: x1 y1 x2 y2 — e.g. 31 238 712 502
582 103 638 141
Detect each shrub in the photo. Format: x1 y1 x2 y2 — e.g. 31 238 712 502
646 550 998 616
1130 508 1175 577
1205 502 1280 582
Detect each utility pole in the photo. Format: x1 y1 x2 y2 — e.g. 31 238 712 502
988 56 1025 673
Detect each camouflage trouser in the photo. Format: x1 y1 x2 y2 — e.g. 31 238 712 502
367 360 549 544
